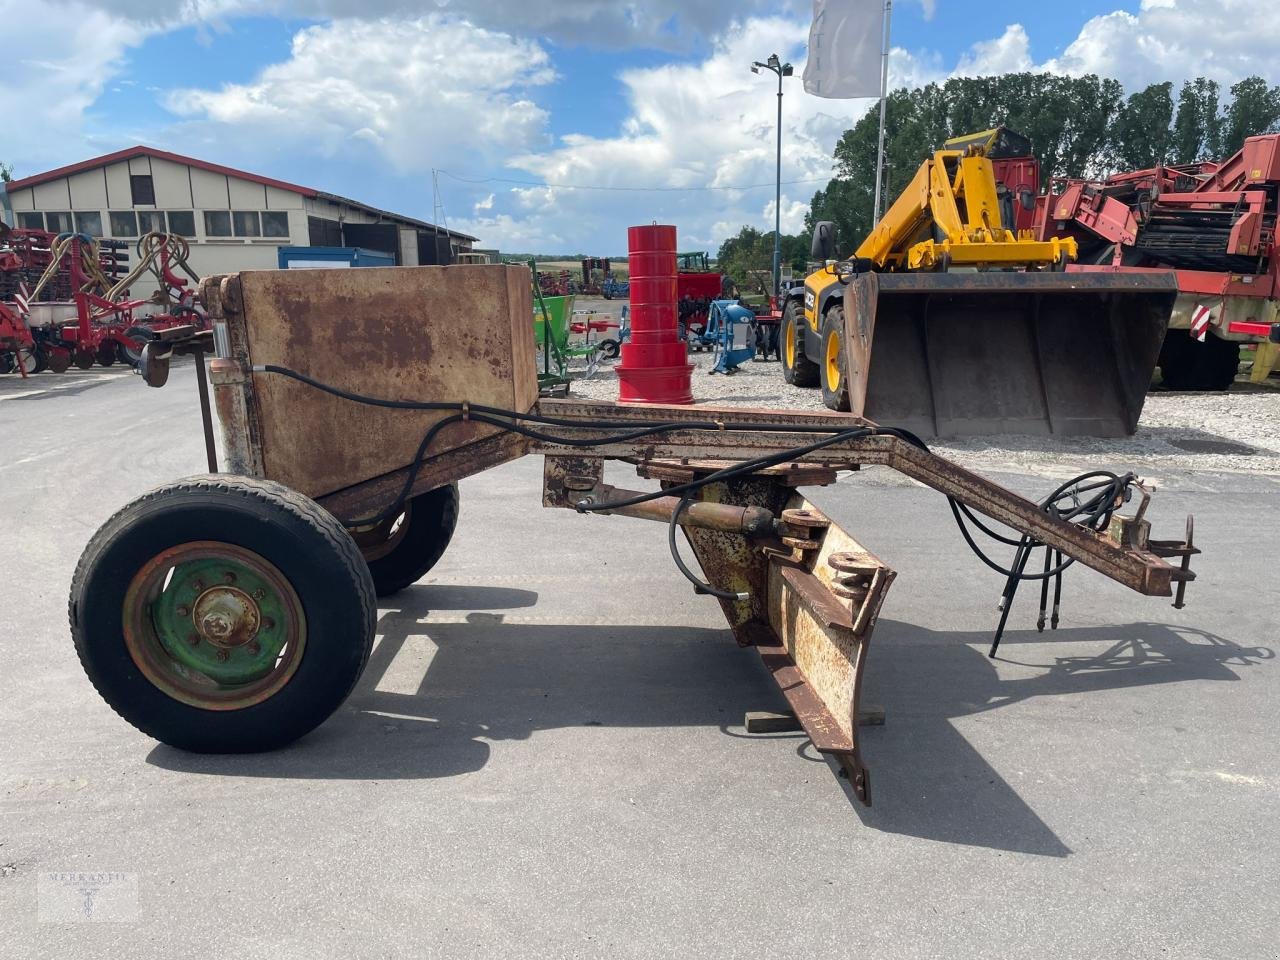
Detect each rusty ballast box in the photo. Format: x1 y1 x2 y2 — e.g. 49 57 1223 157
203 264 537 504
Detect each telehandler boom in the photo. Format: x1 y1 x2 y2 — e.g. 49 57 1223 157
781 128 1175 438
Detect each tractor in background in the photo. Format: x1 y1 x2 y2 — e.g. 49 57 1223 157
676 251 734 342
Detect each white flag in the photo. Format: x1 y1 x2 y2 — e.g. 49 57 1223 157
803 0 885 99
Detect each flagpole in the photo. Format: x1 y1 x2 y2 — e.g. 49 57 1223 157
871 0 893 221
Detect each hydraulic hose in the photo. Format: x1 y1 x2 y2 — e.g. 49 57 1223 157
251 364 1138 629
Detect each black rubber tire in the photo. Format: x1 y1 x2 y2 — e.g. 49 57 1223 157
1159 332 1240 391
96 344 116 367
598 338 620 360
69 474 376 753
359 484 460 597
72 349 95 370
820 305 851 411
781 299 819 387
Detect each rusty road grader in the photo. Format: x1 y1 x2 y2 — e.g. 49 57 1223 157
69 265 1200 805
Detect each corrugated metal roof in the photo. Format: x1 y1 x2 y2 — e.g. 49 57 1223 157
4 146 477 242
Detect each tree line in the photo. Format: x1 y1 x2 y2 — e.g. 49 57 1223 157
717 72 1280 285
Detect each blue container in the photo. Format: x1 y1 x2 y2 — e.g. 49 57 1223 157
277 246 395 269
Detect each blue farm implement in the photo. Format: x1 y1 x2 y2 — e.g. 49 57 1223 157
698 299 757 375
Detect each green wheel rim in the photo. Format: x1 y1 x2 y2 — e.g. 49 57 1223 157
123 541 306 710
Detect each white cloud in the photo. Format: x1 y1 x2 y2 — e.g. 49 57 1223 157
953 24 1032 77
485 15 862 251
167 16 556 172
51 0 808 49
1040 1 1280 89
2 0 152 169
451 14 950 252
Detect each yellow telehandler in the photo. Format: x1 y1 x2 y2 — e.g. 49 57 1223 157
781 129 1176 437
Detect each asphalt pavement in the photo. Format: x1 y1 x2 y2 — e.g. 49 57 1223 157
1 363 1277 958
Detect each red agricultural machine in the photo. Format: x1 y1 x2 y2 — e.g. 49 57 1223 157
676 251 734 340
1031 134 1280 389
0 226 206 373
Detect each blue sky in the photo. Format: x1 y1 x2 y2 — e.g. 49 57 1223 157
8 0 1275 254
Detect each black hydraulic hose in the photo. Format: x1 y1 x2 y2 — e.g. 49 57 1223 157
667 496 747 602
257 363 929 440
252 364 1139 636
574 426 880 513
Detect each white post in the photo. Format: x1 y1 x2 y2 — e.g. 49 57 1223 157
871 0 893 221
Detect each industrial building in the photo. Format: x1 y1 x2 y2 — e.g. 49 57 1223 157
0 146 475 291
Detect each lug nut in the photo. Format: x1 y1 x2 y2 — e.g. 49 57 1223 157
248 640 261 655
175 604 190 617
223 571 237 584
192 579 205 591
216 649 231 662
252 588 266 600
187 632 200 646
261 617 275 630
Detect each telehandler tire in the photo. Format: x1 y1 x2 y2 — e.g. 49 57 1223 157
820 305 851 411
781 299 819 387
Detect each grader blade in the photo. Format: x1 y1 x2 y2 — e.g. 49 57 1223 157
843 271 1176 438
591 462 895 805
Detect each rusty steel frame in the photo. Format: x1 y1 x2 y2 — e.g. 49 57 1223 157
526 399 1188 597
196 333 1196 807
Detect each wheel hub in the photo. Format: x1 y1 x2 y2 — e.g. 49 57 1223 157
192 585 260 648
123 542 306 708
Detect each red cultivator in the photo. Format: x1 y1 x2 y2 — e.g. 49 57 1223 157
0 226 207 374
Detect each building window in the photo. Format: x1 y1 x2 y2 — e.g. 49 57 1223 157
261 211 290 238
167 211 196 237
17 212 44 230
45 212 73 234
204 211 232 237
74 212 104 237
130 174 156 205
232 211 261 237
138 211 166 235
110 212 138 237
308 216 341 246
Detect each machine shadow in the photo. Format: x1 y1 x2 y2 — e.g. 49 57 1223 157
846 619 1272 856
148 587 1271 858
147 587 780 784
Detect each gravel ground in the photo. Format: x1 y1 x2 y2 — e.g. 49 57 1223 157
563 301 1280 477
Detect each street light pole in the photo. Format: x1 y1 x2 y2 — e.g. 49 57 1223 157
752 53 793 301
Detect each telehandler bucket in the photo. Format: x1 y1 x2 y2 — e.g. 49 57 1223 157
842 271 1176 438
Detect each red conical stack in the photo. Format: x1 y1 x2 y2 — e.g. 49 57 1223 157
616 224 693 404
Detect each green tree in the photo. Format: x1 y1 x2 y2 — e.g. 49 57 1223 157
1171 78 1222 163
803 72 1124 249
1108 82 1174 169
1221 76 1280 156
0 162 12 183
715 225 807 295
